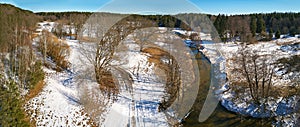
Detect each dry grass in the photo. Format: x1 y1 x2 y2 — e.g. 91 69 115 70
25 80 45 101
23 81 45 127
97 70 120 100
142 47 182 111
142 47 172 81
79 36 99 42
275 40 300 46
23 109 36 127
40 31 70 71
142 47 173 79
143 47 167 56
81 109 97 127
142 47 169 67
275 85 300 97
229 80 299 99
31 33 39 39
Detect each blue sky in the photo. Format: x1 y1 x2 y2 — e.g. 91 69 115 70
1 0 300 15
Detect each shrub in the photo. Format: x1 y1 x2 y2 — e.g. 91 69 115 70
27 60 45 89
39 31 70 71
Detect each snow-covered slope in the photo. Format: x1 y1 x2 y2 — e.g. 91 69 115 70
101 38 171 127
25 40 94 126
26 29 177 126
36 22 56 34
200 39 300 127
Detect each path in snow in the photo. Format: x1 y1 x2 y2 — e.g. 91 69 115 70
100 39 171 127
25 40 95 127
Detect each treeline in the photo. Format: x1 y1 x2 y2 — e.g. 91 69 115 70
36 12 92 40
0 4 44 126
36 12 92 21
210 12 300 42
36 12 189 28
35 11 300 43
37 12 195 42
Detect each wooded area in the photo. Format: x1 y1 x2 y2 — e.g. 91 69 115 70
35 11 300 43
210 13 300 42
0 4 44 126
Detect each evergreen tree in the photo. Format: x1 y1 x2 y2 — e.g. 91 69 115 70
275 29 281 39
257 15 266 34
214 14 227 40
269 29 274 39
250 16 257 36
213 14 221 34
0 81 30 127
289 26 297 37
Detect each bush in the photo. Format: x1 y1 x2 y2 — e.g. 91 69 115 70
39 31 70 71
277 55 300 72
27 60 45 90
46 39 70 71
275 30 281 39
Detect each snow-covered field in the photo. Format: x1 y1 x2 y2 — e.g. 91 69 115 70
26 22 181 127
172 29 212 40
101 39 170 127
200 38 300 126
36 22 56 34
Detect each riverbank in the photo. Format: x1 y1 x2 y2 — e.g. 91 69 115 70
199 40 300 126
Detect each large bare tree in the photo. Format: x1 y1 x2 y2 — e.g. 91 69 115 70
94 15 156 87
231 44 275 103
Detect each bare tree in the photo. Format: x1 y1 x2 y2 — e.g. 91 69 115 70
38 31 70 71
94 15 155 88
231 44 275 103
132 27 156 52
157 49 181 112
53 21 65 39
69 13 88 40
41 30 48 63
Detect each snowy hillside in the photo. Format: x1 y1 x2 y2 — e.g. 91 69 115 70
26 22 186 127
25 40 94 127
200 39 300 127
101 39 170 127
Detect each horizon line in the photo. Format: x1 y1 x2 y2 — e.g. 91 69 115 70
1 3 300 16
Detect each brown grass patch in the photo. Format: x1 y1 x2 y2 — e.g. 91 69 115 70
39 31 70 71
23 108 36 127
142 47 172 78
25 80 45 101
143 47 167 57
98 71 120 99
229 80 298 99
23 80 44 126
78 109 97 127
79 36 99 42
142 47 181 111
276 85 300 97
142 47 169 66
275 40 300 46
31 33 40 39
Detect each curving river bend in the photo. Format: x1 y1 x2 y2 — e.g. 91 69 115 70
182 46 273 127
